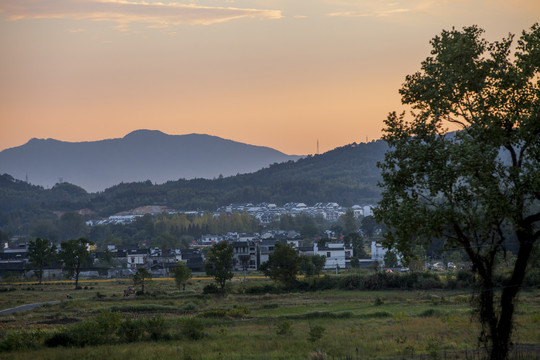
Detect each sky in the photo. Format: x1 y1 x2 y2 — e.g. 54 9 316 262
0 0 538 155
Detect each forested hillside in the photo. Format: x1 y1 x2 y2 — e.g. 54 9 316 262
0 140 387 235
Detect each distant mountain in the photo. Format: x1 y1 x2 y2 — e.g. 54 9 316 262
0 139 388 235
0 130 302 192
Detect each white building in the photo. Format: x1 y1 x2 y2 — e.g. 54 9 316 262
315 243 346 270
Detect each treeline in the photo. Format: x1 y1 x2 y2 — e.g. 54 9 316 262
0 140 386 236
18 211 261 249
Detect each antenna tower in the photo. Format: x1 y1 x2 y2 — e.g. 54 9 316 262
317 139 319 154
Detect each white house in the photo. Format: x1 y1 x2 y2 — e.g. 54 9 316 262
371 241 401 267
315 243 346 270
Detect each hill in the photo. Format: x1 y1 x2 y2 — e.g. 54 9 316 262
0 130 302 192
0 139 388 234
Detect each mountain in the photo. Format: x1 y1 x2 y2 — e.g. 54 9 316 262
0 130 302 192
0 139 388 234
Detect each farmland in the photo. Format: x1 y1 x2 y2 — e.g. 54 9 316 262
0 275 539 359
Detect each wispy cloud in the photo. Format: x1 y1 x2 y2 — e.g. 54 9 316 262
324 0 441 18
0 0 282 26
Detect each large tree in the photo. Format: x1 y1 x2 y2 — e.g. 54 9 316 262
59 238 94 289
375 24 540 360
27 238 57 284
260 243 301 289
172 261 192 291
205 241 234 296
133 267 152 294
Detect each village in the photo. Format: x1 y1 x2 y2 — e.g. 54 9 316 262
0 202 400 281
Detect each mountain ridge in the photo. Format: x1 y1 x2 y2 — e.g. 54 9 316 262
0 130 302 192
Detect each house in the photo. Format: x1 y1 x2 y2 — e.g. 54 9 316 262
315 243 347 270
125 248 150 268
180 249 204 272
371 241 402 267
232 241 257 271
258 239 277 266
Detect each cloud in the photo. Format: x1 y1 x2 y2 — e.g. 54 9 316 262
327 6 409 18
0 0 282 26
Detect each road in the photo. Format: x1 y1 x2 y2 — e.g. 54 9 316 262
0 301 61 315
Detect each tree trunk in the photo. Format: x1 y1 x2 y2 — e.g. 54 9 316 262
488 239 533 360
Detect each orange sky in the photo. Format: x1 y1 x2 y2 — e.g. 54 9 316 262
0 0 538 155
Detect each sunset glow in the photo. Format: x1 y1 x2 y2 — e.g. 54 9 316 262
1 0 538 155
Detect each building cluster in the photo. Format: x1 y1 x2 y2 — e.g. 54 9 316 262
0 231 393 280
87 203 376 226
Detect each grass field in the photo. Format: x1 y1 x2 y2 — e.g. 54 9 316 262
0 275 539 359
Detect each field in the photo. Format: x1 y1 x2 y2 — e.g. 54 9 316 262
0 275 539 360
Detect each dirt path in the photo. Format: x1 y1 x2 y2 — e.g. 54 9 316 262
0 301 61 315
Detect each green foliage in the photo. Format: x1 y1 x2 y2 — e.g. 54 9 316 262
177 318 205 340
118 317 145 343
205 241 234 295
172 261 192 291
0 138 387 236
340 208 358 235
59 237 94 289
0 330 44 352
383 250 398 268
308 325 326 343
27 238 57 284
261 243 301 289
300 254 326 277
345 232 367 259
375 24 540 360
275 320 292 335
133 268 152 294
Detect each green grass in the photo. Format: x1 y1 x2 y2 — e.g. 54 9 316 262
0 278 539 359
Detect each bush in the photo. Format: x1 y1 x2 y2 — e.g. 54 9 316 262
178 318 205 340
275 320 292 335
244 283 280 294
339 274 364 290
44 332 75 348
0 330 44 352
118 317 145 343
182 302 197 312
308 325 326 343
202 283 220 294
145 315 169 341
68 311 122 346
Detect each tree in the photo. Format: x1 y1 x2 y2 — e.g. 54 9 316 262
375 24 540 360
238 254 251 282
345 232 368 259
133 267 152 294
310 254 326 277
341 208 358 235
383 250 398 268
27 238 56 284
59 238 94 289
260 243 301 289
172 261 192 291
360 216 378 238
57 212 87 242
205 241 234 296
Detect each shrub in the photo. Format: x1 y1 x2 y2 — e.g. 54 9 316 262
0 330 44 352
339 274 364 290
275 320 292 335
308 325 326 343
182 302 197 312
244 283 280 294
145 315 169 341
44 332 76 348
202 283 220 294
178 318 205 340
118 317 145 343
68 311 122 346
